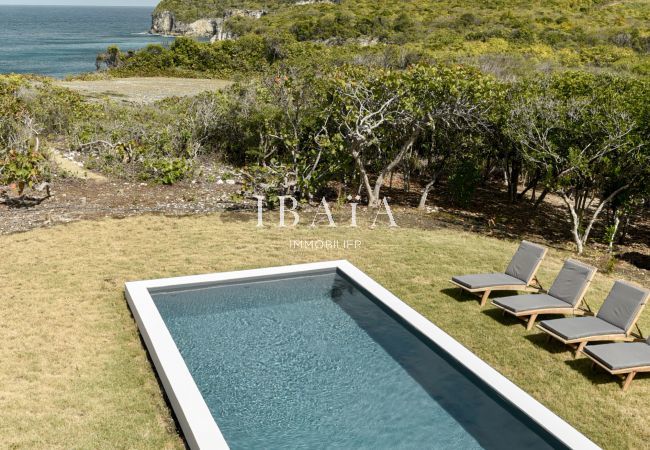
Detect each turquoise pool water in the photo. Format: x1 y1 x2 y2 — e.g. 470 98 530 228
152 271 566 449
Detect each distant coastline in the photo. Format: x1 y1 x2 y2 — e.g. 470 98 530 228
0 4 154 8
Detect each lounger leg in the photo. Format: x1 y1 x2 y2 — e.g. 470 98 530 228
623 372 637 392
575 341 587 357
480 290 491 308
526 314 538 331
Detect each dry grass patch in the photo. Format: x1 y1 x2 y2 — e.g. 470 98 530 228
0 213 648 448
55 77 232 104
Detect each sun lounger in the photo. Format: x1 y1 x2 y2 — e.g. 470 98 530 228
537 281 649 355
450 240 548 307
583 336 650 391
492 259 597 330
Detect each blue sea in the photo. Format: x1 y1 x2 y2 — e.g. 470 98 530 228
0 6 173 78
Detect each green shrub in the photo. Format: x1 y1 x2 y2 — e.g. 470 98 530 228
447 160 481 207
143 157 193 185
0 75 51 193
0 147 50 194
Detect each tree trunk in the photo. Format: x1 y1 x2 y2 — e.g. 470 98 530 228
533 188 549 208
559 184 630 254
517 172 540 202
418 180 435 210
350 145 378 206
580 184 630 252
608 214 620 253
418 168 444 210
617 214 631 245
507 160 521 203
482 157 493 184
560 192 584 254
371 173 385 207
367 131 418 207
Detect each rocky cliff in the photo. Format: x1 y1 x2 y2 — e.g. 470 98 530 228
150 0 339 40
151 9 265 40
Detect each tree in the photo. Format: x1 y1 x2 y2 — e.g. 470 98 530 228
600 78 650 248
507 74 642 254
405 65 500 209
257 70 335 200
327 66 420 207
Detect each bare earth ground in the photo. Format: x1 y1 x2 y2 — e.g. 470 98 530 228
55 77 232 103
50 149 108 182
2 173 647 283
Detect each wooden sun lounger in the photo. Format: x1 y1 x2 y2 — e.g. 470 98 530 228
491 259 597 330
537 323 640 355
584 340 650 392
450 241 548 307
536 281 649 356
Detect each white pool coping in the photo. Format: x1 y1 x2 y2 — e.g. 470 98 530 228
125 260 600 450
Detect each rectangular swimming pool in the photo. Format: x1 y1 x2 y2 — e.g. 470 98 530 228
125 261 598 450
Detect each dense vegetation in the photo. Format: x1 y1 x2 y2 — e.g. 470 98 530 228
0 76 87 194
3 0 650 255
5 62 648 253
146 0 650 76
155 0 276 21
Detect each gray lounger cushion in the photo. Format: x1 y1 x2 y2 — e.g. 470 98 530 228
492 294 572 313
546 259 596 306
584 340 650 370
492 259 596 313
596 281 649 331
452 273 525 290
504 241 546 284
538 316 624 340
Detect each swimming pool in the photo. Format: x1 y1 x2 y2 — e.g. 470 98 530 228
125 261 598 450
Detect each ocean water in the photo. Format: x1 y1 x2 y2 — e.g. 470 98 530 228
0 6 173 78
152 272 566 449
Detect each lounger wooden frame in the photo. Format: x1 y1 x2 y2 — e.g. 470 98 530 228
450 279 544 308
536 288 649 357
450 245 548 308
457 281 544 308
584 352 650 392
491 260 597 330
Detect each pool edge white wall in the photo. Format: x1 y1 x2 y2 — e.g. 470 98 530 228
125 283 229 449
125 260 600 450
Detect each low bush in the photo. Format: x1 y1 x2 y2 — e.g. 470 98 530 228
0 76 52 193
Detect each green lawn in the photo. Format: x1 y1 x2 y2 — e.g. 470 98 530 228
0 213 648 448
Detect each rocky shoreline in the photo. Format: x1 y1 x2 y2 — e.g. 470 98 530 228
150 0 340 41
150 9 266 41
